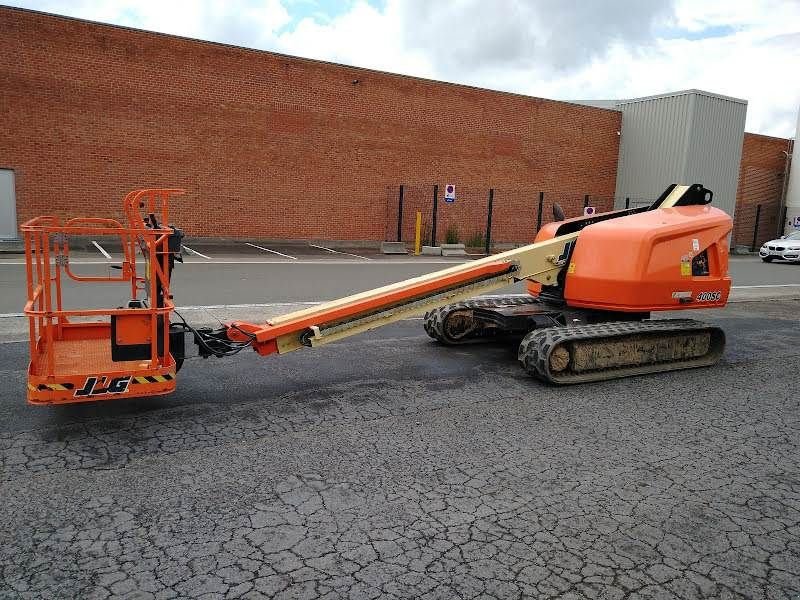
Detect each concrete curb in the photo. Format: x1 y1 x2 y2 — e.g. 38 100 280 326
0 242 24 254
728 289 800 303
441 243 467 257
380 241 407 255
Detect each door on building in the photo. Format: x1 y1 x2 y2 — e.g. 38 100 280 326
0 170 17 240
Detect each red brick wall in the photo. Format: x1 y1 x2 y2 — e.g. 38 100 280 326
0 7 621 242
733 133 791 248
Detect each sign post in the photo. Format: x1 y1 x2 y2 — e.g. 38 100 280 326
414 212 422 255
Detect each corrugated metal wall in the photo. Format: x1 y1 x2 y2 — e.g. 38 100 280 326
613 91 747 217
615 94 694 207
684 94 747 218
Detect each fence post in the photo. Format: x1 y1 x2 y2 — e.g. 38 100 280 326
414 212 422 255
431 184 439 246
485 188 494 255
780 205 788 236
625 197 630 209
751 204 762 252
536 191 544 232
584 194 590 208
396 185 404 242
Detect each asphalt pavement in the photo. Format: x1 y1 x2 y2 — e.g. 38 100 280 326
1 298 800 598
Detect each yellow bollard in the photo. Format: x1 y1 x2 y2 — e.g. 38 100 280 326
414 212 422 255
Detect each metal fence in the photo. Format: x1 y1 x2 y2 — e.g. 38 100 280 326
739 202 784 251
385 184 654 252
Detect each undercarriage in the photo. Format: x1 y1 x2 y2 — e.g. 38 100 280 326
424 296 725 384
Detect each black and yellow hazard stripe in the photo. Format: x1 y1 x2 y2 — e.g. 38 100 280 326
35 382 75 392
30 373 174 395
131 373 175 385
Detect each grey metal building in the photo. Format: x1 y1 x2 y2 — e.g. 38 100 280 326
576 90 748 218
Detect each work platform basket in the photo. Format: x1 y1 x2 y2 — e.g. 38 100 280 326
21 189 184 405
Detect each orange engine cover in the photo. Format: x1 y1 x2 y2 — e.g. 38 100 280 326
563 205 732 312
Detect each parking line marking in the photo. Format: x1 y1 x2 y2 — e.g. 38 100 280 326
245 243 297 260
184 245 212 260
91 241 112 260
0 302 423 318
179 301 322 310
309 243 371 260
731 284 800 289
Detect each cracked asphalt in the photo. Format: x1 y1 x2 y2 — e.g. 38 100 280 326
1 300 799 599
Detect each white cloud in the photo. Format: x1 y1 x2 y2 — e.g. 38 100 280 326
672 0 793 32
273 1 434 77
4 0 800 136
8 0 292 45
395 0 674 74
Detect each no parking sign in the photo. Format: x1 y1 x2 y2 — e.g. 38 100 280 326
444 184 456 203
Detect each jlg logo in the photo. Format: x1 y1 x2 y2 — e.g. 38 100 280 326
696 291 721 302
74 375 132 398
554 240 575 267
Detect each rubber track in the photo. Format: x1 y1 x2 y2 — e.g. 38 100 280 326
518 319 725 384
423 295 540 344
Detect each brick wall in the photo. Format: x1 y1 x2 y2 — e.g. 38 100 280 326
733 133 792 248
0 7 621 242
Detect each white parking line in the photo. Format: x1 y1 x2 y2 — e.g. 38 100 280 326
0 307 422 322
309 243 371 260
91 240 112 260
731 284 800 288
183 245 212 260
179 301 322 309
245 243 297 260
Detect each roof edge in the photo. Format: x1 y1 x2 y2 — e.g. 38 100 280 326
743 131 793 143
614 89 747 106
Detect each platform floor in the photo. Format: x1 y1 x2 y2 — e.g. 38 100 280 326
30 337 150 376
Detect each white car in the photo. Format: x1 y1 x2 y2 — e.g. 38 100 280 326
759 231 800 263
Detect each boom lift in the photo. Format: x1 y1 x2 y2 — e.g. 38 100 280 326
22 184 731 405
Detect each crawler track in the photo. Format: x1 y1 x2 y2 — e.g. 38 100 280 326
423 295 541 344
518 319 726 384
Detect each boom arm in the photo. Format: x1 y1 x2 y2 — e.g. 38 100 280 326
226 231 578 356
218 184 703 359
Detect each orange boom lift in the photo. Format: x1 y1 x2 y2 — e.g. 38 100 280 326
22 184 732 405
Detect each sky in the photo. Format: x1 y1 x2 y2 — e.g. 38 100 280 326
5 0 800 137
